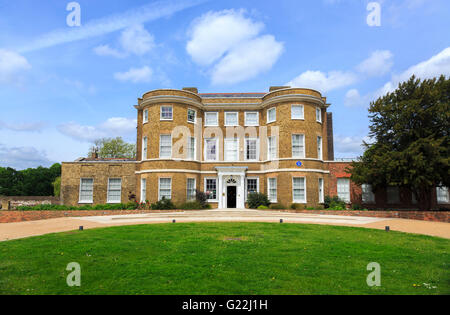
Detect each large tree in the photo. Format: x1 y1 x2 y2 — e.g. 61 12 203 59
88 137 136 159
350 75 450 211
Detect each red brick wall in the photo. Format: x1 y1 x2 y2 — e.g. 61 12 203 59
326 162 361 204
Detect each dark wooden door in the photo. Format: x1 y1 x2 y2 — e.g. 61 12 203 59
227 186 237 208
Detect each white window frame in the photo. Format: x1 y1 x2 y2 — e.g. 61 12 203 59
245 177 260 200
140 178 147 203
245 138 259 161
187 178 196 201
362 184 375 204
337 178 350 203
187 136 196 160
79 178 94 204
159 134 172 159
317 136 323 160
205 112 219 127
292 134 305 158
267 108 276 123
142 136 148 160
224 138 239 161
267 136 277 160
291 105 304 120
387 186 400 204
204 138 219 161
316 107 322 123
158 178 172 201
436 186 449 204
318 178 324 203
204 177 218 202
225 112 239 126
292 177 307 203
160 105 173 121
187 108 197 124
107 178 122 204
268 177 277 203
244 112 259 126
143 109 149 124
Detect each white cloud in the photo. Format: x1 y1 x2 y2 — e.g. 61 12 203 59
0 143 54 170
18 0 205 53
93 45 125 58
0 121 46 132
119 24 154 56
186 9 283 85
212 35 284 85
57 117 137 143
114 66 153 83
187 9 264 66
334 135 370 157
0 49 31 85
287 70 357 93
357 50 394 77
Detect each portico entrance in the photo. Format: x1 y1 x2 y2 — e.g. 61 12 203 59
216 166 248 209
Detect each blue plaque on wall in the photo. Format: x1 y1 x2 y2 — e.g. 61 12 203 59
296 161 303 167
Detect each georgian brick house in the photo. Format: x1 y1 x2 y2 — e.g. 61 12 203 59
60 86 449 209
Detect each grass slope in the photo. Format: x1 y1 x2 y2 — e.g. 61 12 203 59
0 223 448 294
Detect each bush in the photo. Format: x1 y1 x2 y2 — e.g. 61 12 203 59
195 190 208 208
306 207 315 210
351 203 363 210
257 205 269 210
179 201 207 210
150 197 175 210
269 204 286 210
247 193 271 209
324 196 346 209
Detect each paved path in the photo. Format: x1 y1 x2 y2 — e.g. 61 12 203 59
1 209 449 241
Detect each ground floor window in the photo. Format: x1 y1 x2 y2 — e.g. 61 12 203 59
387 186 399 204
246 178 259 199
107 178 122 203
140 178 146 203
205 178 217 201
187 178 196 201
337 178 350 203
436 186 449 204
268 178 277 202
318 178 324 203
159 178 172 200
362 184 375 203
79 178 93 203
293 177 306 203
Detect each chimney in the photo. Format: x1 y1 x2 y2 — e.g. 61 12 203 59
269 86 291 92
326 112 334 161
91 147 99 159
182 87 198 94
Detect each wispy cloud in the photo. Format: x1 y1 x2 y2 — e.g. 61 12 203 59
0 143 54 170
0 121 46 132
18 0 206 53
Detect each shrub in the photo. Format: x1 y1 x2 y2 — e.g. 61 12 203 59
257 205 269 210
179 201 206 210
269 204 286 210
324 196 346 209
351 203 363 210
150 197 175 210
306 207 315 210
247 193 271 209
195 190 208 208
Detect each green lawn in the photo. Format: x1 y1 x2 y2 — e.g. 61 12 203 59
0 223 448 295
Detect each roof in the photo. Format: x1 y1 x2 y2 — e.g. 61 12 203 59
199 93 266 98
74 157 136 162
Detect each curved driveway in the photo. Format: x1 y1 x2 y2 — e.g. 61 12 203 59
1 209 449 241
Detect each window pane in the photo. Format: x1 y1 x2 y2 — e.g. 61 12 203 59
187 178 196 200
188 137 195 160
337 178 350 203
80 178 93 202
187 109 196 122
292 134 304 158
362 184 375 203
160 135 171 158
268 108 276 122
293 178 305 202
268 178 277 201
225 113 238 125
206 139 217 160
247 179 258 196
141 178 146 202
161 107 172 119
292 105 304 119
246 139 257 160
205 112 218 125
437 186 449 203
206 179 217 200
246 112 258 125
159 178 171 200
144 109 148 122
268 136 277 159
225 139 238 161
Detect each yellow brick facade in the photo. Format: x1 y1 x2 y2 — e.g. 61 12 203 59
61 86 333 208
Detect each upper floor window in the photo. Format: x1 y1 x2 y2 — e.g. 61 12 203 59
159 178 172 200
205 112 218 126
362 184 375 203
187 108 196 123
159 135 172 158
245 138 258 161
142 136 148 160
337 178 350 203
143 109 149 123
245 112 259 126
387 186 399 204
291 105 304 120
160 106 173 120
317 136 323 160
267 136 277 160
436 185 449 204
107 178 122 203
267 108 276 123
79 178 94 203
225 112 239 126
205 138 218 161
293 177 306 203
188 137 196 160
316 107 322 123
224 138 239 161
292 134 305 158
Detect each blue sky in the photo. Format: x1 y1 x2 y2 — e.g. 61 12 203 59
0 0 449 169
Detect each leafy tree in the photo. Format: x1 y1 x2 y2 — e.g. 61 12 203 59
53 176 61 197
350 75 450 211
88 137 136 159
